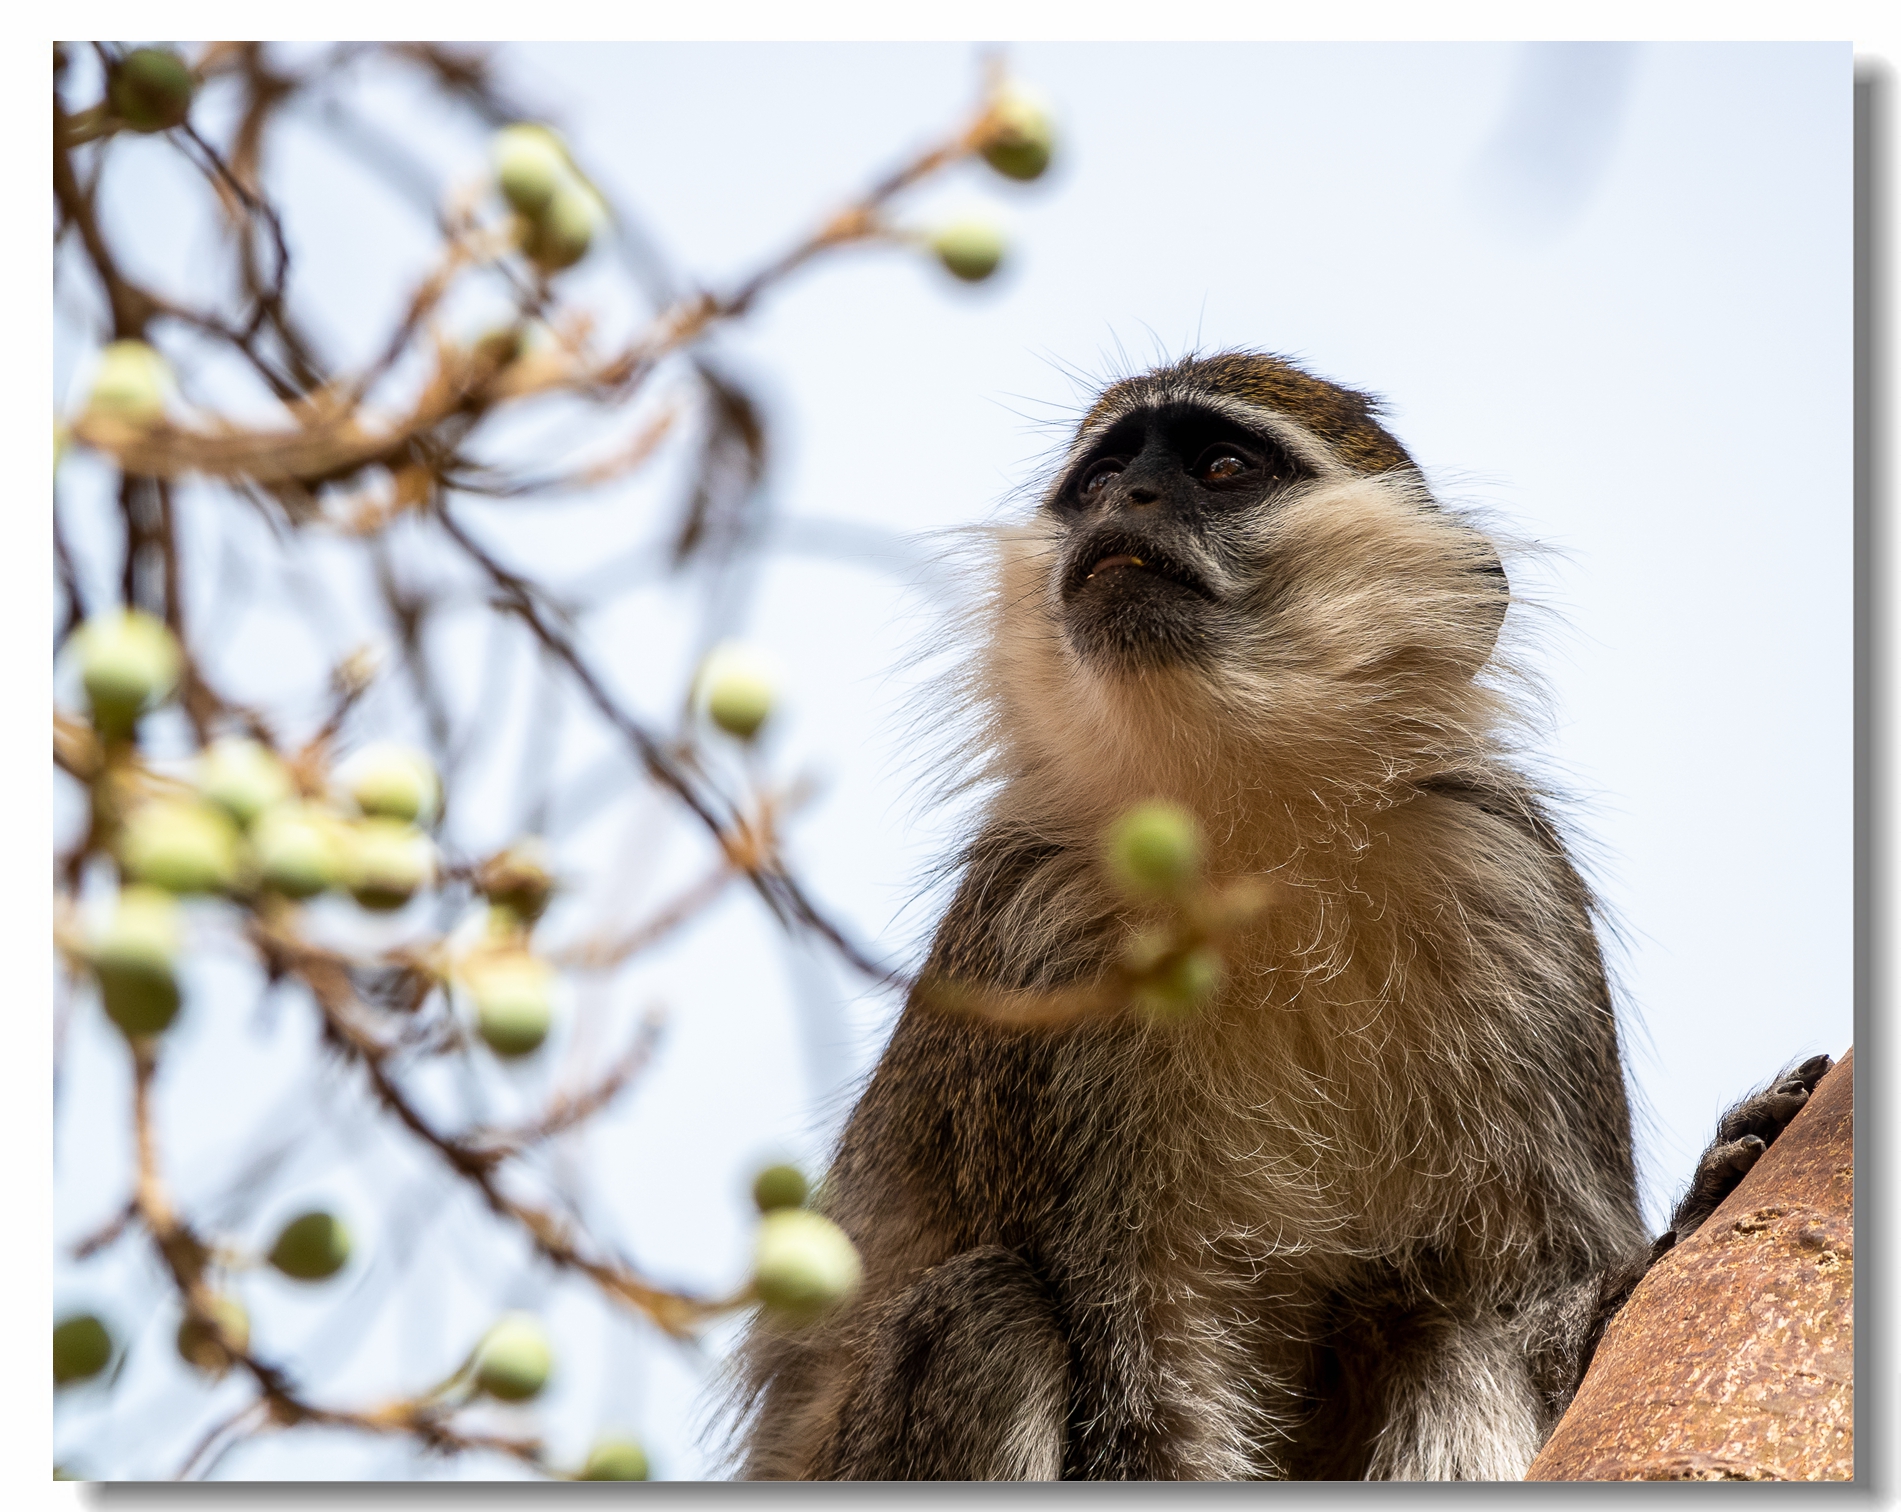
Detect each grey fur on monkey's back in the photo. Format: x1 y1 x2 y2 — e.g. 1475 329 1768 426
729 353 1660 1480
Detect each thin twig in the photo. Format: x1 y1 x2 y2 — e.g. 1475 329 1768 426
466 1008 666 1158
127 1036 551 1476
554 863 736 972
434 502 905 990
69 1196 139 1260
248 919 726 1335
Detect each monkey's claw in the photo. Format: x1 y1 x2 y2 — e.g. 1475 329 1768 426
1715 1054 1833 1145
1666 1055 1833 1243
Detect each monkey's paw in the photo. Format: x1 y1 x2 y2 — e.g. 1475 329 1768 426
1667 1053 1833 1243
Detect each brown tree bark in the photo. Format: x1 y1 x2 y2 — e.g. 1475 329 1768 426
1527 1048 1854 1480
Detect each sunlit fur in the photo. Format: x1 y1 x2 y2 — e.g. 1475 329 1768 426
730 354 1646 1481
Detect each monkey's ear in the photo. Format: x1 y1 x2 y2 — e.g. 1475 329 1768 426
1461 542 1509 677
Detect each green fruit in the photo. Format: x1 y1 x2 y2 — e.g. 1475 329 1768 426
176 1294 249 1376
53 1313 113 1387
751 1163 808 1213
197 738 293 827
252 803 347 899
343 818 434 911
700 641 776 741
89 886 183 1037
980 84 1055 182
86 340 173 426
930 219 1006 283
523 181 602 271
1106 802 1203 900
471 325 527 370
340 742 439 826
754 1209 862 1324
75 608 180 737
120 798 241 895
267 1210 351 1281
1132 945 1223 1021
579 1437 649 1480
466 952 555 1058
108 47 195 133
473 1313 552 1402
493 123 569 215
478 838 555 925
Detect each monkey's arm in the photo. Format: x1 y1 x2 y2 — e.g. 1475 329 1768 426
737 1102 1075 1482
739 833 1088 1479
817 1247 1068 1479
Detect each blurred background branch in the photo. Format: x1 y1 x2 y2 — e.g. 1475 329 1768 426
52 38 1055 1481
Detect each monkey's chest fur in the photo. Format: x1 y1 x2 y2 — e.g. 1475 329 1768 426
741 808 1644 1480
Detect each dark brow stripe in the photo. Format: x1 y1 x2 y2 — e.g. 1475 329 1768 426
1082 352 1414 475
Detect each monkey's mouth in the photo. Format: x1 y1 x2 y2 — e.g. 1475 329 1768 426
1062 536 1215 605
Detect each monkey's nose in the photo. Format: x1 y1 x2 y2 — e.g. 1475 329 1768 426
1124 485 1160 507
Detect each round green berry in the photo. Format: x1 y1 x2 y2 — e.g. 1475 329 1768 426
108 47 194 133
579 1437 649 1480
754 1209 862 1325
267 1210 351 1282
751 1163 808 1213
473 1313 552 1402
176 1294 249 1376
980 84 1056 182
86 340 174 426
120 798 242 895
75 608 180 737
197 738 293 827
343 818 435 912
699 641 776 741
492 123 570 215
340 742 439 826
466 952 555 1058
88 885 183 1037
1132 945 1223 1021
1106 802 1203 900
523 180 602 271
252 803 347 900
53 1313 113 1387
930 219 1007 284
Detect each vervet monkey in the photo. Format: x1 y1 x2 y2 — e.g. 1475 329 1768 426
732 352 1831 1480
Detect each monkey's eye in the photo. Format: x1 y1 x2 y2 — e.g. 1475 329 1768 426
1080 462 1123 498
1195 448 1252 483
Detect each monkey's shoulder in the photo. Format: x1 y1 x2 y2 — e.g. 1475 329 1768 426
923 827 1116 991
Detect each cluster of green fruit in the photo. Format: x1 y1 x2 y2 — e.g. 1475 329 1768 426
71 608 569 1061
1104 801 1224 1020
926 83 1058 287
492 124 608 274
747 1163 862 1326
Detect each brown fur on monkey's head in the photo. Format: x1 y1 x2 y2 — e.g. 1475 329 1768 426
1080 352 1415 476
965 350 1516 867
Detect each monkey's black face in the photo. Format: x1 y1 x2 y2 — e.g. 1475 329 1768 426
1049 402 1310 669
